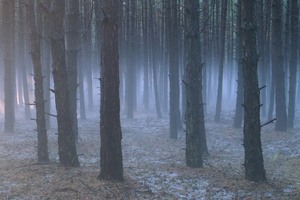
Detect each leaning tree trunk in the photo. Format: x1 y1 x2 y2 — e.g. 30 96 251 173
2 0 15 132
27 0 49 163
241 0 266 182
272 0 288 131
49 0 80 167
98 0 123 181
287 0 298 129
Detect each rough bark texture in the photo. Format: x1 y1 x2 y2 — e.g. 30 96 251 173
272 0 287 132
2 0 15 132
27 0 49 163
287 0 298 129
241 0 266 182
50 0 80 167
184 0 205 167
99 0 124 181
66 0 80 142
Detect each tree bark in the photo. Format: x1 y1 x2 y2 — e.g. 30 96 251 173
66 0 80 142
27 0 49 163
168 0 181 139
241 0 266 182
272 0 288 131
50 0 80 167
98 0 123 181
184 0 207 167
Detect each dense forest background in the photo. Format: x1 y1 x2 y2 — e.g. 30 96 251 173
0 0 300 199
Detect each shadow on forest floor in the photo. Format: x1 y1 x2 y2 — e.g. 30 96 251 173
0 110 299 199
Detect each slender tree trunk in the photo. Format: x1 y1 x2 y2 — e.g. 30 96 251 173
264 0 272 119
233 0 243 128
272 0 288 131
142 1 149 111
18 5 31 119
149 0 162 118
99 0 123 181
241 0 266 182
125 0 135 119
83 1 94 111
27 0 49 163
2 0 15 132
40 0 52 129
49 0 80 167
214 0 227 122
257 0 266 117
169 0 181 139
288 0 298 129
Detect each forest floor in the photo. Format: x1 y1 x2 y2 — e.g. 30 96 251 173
0 109 299 199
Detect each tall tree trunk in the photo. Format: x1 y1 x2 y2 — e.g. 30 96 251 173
142 1 149 111
27 0 49 163
149 0 162 119
2 0 15 132
184 0 207 167
169 0 181 139
49 0 80 167
233 0 243 128
287 0 298 129
40 0 52 129
99 0 123 181
257 0 266 117
42 40 52 129
66 0 80 142
18 5 31 119
214 0 227 122
241 0 266 182
272 0 288 131
264 0 272 120
126 0 136 119
83 0 94 111
18 6 31 119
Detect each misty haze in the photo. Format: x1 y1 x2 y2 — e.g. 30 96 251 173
0 0 299 199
